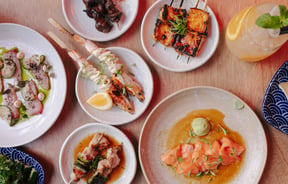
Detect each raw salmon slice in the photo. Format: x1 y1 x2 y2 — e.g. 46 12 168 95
161 137 245 176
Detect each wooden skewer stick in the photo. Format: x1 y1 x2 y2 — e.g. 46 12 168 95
203 0 208 10
48 18 87 46
47 31 69 51
179 0 184 8
48 18 73 37
47 31 81 69
194 0 200 8
170 0 174 6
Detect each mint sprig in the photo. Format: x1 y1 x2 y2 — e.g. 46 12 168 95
256 5 288 29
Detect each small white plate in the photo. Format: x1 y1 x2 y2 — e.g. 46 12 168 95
59 123 137 184
0 23 67 147
139 86 267 184
76 47 153 125
141 0 220 72
62 0 139 41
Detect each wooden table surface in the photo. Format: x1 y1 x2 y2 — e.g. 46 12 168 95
1 0 288 183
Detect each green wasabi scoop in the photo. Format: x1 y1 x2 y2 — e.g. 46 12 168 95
191 117 211 136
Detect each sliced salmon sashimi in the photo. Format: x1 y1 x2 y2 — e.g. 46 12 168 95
161 137 245 176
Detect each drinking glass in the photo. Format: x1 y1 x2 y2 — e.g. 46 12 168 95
225 3 288 62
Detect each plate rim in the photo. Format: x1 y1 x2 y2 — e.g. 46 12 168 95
75 46 154 125
59 122 137 184
0 23 67 147
139 86 267 183
62 0 139 42
140 0 220 72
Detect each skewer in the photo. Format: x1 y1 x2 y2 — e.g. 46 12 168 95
203 0 208 10
47 31 135 113
179 0 184 8
47 32 70 53
48 18 145 102
170 0 174 6
194 0 200 8
48 18 87 47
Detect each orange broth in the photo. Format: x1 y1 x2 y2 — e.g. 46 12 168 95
166 109 246 184
74 134 125 183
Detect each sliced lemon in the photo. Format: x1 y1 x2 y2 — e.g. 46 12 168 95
226 6 253 41
86 92 113 111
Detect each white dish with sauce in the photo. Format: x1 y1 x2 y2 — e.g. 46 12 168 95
139 86 267 184
75 47 153 125
59 123 137 184
0 23 67 147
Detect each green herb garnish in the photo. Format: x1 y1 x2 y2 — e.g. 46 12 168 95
196 171 204 178
217 124 229 135
177 157 183 163
89 155 104 170
0 154 38 184
256 5 288 29
218 156 223 163
169 15 188 35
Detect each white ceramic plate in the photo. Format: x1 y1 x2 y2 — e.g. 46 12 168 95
0 23 67 147
59 123 137 184
139 86 267 184
76 47 153 125
62 0 138 41
141 0 220 72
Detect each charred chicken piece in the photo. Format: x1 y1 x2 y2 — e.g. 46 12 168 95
153 19 177 47
87 145 122 184
173 32 204 57
186 8 209 34
158 4 187 22
70 133 110 182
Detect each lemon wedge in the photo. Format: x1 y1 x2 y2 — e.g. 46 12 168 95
86 92 113 111
226 6 253 41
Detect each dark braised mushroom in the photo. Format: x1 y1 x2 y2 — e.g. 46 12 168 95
82 0 123 33
95 18 113 33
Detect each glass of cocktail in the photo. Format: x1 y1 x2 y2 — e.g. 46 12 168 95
225 3 288 62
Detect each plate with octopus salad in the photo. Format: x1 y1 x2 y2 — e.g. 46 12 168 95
62 0 139 41
0 23 67 147
141 0 219 72
59 123 137 184
75 47 153 125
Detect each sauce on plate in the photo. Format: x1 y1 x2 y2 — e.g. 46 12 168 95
166 109 246 184
74 133 126 183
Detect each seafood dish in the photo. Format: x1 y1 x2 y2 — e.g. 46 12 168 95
48 18 145 114
161 109 245 183
0 47 52 126
82 0 123 33
0 154 39 184
153 0 209 57
70 133 124 184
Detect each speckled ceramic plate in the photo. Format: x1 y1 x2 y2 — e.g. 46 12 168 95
0 147 44 184
59 123 137 184
141 0 219 72
139 86 267 184
262 61 288 134
75 47 153 125
62 0 138 41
